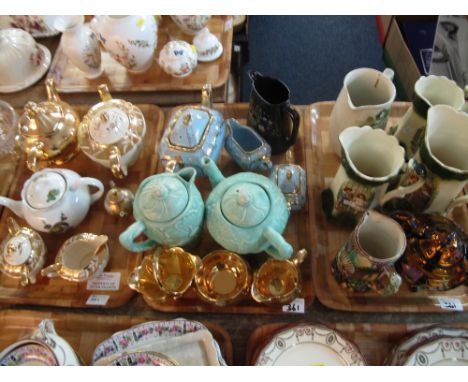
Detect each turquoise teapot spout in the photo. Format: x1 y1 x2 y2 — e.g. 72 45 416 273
201 156 293 260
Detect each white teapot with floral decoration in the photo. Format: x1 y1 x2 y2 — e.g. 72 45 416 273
0 168 104 234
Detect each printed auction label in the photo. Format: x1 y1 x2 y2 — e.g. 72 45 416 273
86 294 110 306
87 272 121 291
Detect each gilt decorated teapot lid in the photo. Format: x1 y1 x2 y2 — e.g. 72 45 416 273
138 176 189 222
25 170 66 209
221 183 270 228
169 108 213 150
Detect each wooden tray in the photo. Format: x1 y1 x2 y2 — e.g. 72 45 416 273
0 309 233 365
141 103 314 314
48 16 233 93
0 104 164 308
307 101 468 312
246 322 468 366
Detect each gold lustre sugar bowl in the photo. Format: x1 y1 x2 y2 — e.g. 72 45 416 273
16 78 79 172
195 250 252 306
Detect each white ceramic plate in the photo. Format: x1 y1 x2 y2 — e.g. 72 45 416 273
0 16 60 38
0 340 58 366
386 326 468 366
254 324 366 366
92 318 225 366
404 337 468 366
0 43 51 93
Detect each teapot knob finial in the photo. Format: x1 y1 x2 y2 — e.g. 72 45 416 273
238 193 250 206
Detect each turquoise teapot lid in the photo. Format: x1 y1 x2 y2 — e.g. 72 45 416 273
221 183 270 227
138 176 189 222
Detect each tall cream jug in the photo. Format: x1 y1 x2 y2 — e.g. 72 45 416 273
329 67 396 156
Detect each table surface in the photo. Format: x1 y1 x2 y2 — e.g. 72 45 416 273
1 94 468 365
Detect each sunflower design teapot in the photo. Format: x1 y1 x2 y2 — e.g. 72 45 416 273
201 156 293 260
119 166 204 252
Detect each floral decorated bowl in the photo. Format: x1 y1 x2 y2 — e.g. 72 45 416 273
170 15 211 35
158 40 197 78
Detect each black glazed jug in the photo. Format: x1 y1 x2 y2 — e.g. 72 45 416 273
246 71 300 155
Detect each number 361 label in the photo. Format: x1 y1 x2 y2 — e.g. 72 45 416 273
282 298 305 314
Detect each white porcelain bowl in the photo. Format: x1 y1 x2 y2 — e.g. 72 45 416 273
0 28 51 93
170 15 211 35
158 40 198 78
193 27 223 62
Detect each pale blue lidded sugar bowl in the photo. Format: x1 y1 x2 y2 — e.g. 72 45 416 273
119 166 204 252
158 84 225 176
201 156 293 260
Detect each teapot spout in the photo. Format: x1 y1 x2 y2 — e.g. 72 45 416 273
201 156 225 187
0 197 24 219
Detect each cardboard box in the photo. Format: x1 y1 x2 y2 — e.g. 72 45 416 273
383 16 438 100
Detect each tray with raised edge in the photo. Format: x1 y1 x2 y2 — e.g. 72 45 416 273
0 309 233 365
306 101 468 313
0 104 164 308
246 322 468 366
139 103 314 314
48 16 233 93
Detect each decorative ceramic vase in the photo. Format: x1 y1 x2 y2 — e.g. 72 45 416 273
386 105 468 215
332 210 406 296
0 168 104 234
158 40 197 77
0 217 46 286
193 27 223 62
92 15 157 73
119 167 204 252
16 78 79 172
202 156 293 260
49 16 102 79
158 84 225 176
0 28 51 93
322 126 422 226
78 84 146 179
329 67 396 156
170 15 211 35
394 75 464 160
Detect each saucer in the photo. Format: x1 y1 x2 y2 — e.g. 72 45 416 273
0 43 51 93
0 339 58 366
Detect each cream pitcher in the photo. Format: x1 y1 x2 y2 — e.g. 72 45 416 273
383 105 468 215
329 67 396 156
394 75 465 160
322 126 423 226
332 209 406 296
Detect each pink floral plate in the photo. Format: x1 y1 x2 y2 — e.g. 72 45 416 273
0 339 58 366
107 351 178 366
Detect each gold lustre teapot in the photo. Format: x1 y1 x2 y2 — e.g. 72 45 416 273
16 78 79 172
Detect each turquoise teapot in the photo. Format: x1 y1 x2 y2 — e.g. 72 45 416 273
119 166 204 252
201 156 293 260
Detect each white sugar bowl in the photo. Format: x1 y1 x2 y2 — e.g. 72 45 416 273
193 28 223 62
158 40 198 78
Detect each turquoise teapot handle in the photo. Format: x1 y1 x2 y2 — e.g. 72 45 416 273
119 221 157 252
263 226 293 260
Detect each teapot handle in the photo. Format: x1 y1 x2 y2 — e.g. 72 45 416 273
109 146 127 179
26 142 46 172
262 226 293 260
119 221 158 252
80 177 104 204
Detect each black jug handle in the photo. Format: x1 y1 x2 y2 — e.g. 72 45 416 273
285 106 300 146
248 70 263 83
